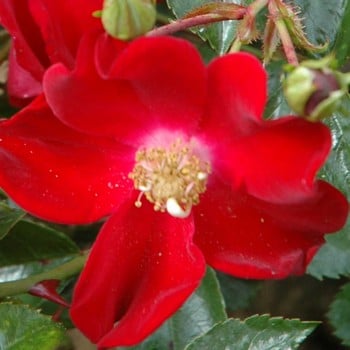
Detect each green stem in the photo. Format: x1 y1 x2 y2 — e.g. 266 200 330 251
241 45 263 58
229 37 242 53
0 253 88 298
156 12 170 25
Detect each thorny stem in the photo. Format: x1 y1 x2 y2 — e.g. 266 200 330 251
248 0 269 16
274 18 298 65
146 13 236 37
269 0 299 65
0 253 88 298
229 0 268 53
151 0 299 65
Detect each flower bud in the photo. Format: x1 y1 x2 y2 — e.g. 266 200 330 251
283 58 349 121
283 66 316 116
303 70 343 121
101 0 156 40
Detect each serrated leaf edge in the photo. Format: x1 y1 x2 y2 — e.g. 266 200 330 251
184 314 319 350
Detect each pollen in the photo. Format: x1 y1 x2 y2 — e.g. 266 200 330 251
129 139 210 218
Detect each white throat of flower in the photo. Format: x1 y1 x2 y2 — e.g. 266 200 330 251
129 139 211 218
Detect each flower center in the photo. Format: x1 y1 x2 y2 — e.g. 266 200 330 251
129 139 211 218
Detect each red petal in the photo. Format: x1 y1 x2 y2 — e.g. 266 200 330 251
211 117 332 203
94 33 129 78
0 0 103 103
201 52 332 203
201 52 266 138
232 117 332 203
29 0 103 68
0 95 134 224
107 36 206 130
44 35 206 143
0 0 47 81
44 34 149 143
70 200 205 347
254 180 348 234
7 46 42 106
194 176 348 279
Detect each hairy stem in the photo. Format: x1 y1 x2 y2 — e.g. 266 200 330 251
269 0 299 65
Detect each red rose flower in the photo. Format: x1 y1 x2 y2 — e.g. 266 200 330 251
0 0 102 105
0 34 347 347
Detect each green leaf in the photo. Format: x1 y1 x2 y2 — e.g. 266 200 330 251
264 60 292 119
307 96 350 279
166 0 243 54
328 282 350 346
216 272 259 312
333 0 350 66
294 0 348 50
0 203 25 239
307 222 350 279
185 315 318 350
318 98 350 197
119 267 227 350
170 267 227 350
0 221 79 267
0 303 72 350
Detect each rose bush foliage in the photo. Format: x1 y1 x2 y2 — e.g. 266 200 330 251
0 0 348 348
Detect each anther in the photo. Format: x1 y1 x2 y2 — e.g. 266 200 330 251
138 183 152 192
166 198 191 218
197 172 208 180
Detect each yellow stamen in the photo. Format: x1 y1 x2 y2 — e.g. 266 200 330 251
129 139 210 217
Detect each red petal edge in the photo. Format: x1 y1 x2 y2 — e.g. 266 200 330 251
194 176 348 279
200 52 267 139
0 94 134 224
70 200 205 347
211 117 333 204
234 117 332 203
44 35 206 143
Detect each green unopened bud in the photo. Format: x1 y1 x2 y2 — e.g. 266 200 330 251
101 0 156 40
283 58 349 121
283 66 316 115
